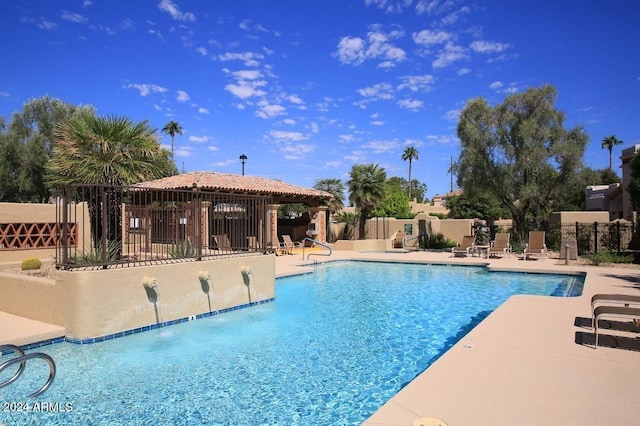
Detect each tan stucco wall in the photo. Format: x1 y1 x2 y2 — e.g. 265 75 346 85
548 211 612 225
0 272 63 325
0 201 90 263
53 254 275 340
333 239 390 251
438 219 474 244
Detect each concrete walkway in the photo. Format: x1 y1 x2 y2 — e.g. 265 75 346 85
0 311 65 347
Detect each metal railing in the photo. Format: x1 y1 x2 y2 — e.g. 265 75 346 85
545 222 636 255
0 344 56 397
55 184 272 270
302 237 332 260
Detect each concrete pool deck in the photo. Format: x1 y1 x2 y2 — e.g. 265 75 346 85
2 250 640 424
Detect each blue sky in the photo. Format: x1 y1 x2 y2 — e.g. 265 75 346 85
1 1 639 199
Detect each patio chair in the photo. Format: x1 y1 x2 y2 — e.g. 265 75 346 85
451 235 476 257
281 235 301 255
214 234 232 253
489 233 511 258
591 293 640 324
393 232 406 249
523 231 547 260
247 236 259 251
593 305 640 348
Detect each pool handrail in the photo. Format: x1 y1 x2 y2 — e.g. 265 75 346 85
403 233 429 249
0 345 56 397
302 237 332 260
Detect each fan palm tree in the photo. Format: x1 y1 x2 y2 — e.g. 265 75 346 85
314 178 346 242
347 163 386 240
601 135 623 171
48 112 176 253
401 146 419 200
162 120 183 159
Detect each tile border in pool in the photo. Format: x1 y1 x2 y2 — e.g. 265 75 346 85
8 298 275 351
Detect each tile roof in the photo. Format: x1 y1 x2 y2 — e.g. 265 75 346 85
134 171 333 200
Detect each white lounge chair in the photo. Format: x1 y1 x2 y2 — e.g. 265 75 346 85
591 293 640 324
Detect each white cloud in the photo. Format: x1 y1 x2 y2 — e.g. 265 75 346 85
310 122 320 133
358 82 394 100
269 130 307 141
370 120 385 126
365 0 414 13
336 29 406 67
288 95 304 105
207 146 219 151
470 40 511 53
339 134 355 143
256 103 286 119
283 118 296 125
412 30 452 46
457 67 471 76
61 11 88 24
197 106 209 114
398 74 434 92
188 135 208 143
213 159 236 167
157 0 196 22
441 6 471 25
443 109 460 122
195 47 207 56
325 160 342 168
232 70 262 80
364 140 399 153
281 144 316 158
39 20 57 30
397 99 424 110
124 83 167 96
489 81 503 90
432 42 467 68
217 52 263 67
224 82 266 99
176 90 190 102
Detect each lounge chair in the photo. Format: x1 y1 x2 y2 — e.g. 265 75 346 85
281 235 301 255
489 233 511 258
393 232 405 249
593 305 640 348
214 234 232 253
247 236 259 251
451 235 476 257
523 231 547 260
591 293 640 323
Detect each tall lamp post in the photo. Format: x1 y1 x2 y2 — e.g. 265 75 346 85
239 154 247 176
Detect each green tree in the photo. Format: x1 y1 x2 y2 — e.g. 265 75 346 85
313 178 345 242
162 120 183 159
387 176 427 204
0 96 89 201
347 163 386 239
371 178 414 218
446 192 508 223
401 146 419 200
601 135 623 171
48 112 176 252
453 85 588 240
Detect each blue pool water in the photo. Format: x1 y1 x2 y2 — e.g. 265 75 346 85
1 261 582 425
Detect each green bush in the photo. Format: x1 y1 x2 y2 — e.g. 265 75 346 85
585 251 634 266
428 212 447 220
21 257 42 270
170 239 197 258
420 233 457 249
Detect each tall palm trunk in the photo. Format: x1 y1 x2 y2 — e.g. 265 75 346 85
407 160 413 200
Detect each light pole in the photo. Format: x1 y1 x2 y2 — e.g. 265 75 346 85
239 154 247 175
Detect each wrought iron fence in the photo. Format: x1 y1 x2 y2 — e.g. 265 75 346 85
545 222 636 255
55 184 272 270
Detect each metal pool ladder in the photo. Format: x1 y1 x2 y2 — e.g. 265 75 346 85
302 237 332 260
0 344 56 397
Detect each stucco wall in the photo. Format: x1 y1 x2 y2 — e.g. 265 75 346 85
548 211 612 225
0 272 63 325
0 201 90 263
333 239 390 251
51 254 275 340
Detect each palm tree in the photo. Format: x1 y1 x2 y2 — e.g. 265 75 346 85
48 112 176 253
314 178 346 242
162 121 183 159
401 146 419 200
347 163 386 240
601 135 623 171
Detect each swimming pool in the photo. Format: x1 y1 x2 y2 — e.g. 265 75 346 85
1 261 582 425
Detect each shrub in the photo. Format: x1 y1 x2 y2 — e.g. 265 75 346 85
21 257 42 270
170 239 197 258
585 251 634 266
420 233 457 249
